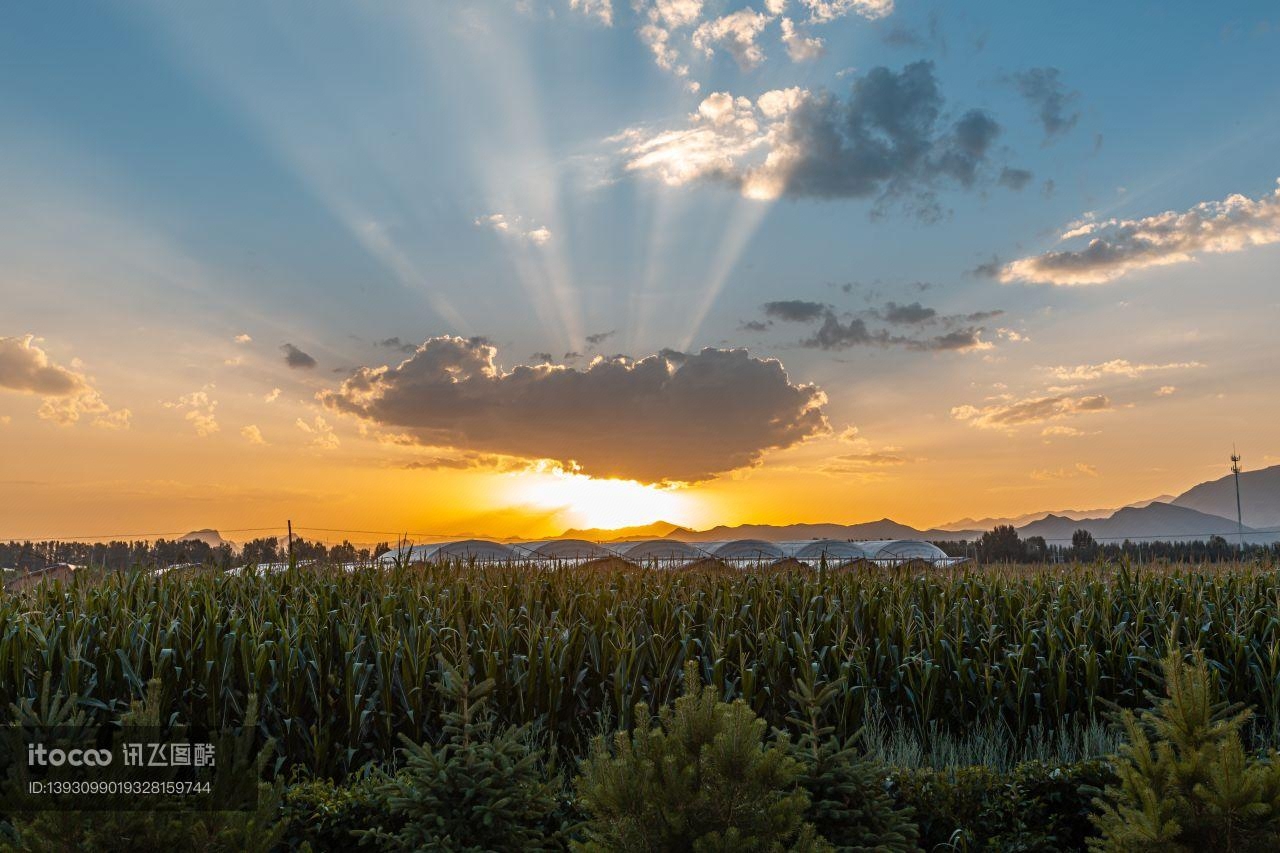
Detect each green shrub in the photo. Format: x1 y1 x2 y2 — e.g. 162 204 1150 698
278 771 396 851
888 760 1112 851
1089 649 1280 852
361 666 564 852
788 672 918 851
574 660 824 852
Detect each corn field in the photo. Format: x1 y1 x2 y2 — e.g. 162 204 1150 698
2 562 1280 778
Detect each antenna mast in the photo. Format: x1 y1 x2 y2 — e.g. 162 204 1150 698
1231 448 1244 556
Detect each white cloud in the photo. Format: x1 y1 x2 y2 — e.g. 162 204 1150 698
780 17 824 61
296 415 340 449
234 333 252 344
650 0 704 28
264 387 281 403
1155 385 1177 396
799 0 893 24
952 393 1111 430
691 9 772 70
569 0 613 26
474 212 553 245
241 424 267 445
0 335 130 428
165 388 219 437
1030 462 1098 481
1046 359 1203 381
1000 179 1280 285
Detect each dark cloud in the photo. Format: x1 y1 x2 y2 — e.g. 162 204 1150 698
281 343 317 369
778 63 1001 206
563 351 582 361
530 352 555 363
377 337 418 354
1009 67 1079 141
998 167 1034 190
320 337 829 483
1041 178 1056 197
585 330 616 346
908 327 990 351
621 62 1003 217
739 320 772 333
968 256 1003 278
964 309 1005 322
763 300 829 322
803 314 883 350
879 301 937 324
834 452 907 466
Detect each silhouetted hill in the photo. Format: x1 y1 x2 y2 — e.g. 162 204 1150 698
1016 502 1276 543
941 496 1177 532
559 520 693 542
669 519 982 543
180 529 233 549
1172 464 1280 530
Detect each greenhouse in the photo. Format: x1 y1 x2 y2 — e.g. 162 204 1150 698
710 539 787 563
514 539 613 563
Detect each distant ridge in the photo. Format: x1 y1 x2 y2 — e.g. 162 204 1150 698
663 519 983 543
180 529 233 549
1171 464 1280 530
1016 502 1273 543
559 520 692 542
940 495 1177 532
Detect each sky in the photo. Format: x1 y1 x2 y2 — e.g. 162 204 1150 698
2 1 1279 542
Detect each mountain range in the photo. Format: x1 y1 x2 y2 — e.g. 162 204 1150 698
562 464 1280 545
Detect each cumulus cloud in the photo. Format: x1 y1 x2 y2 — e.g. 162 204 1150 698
234 333 252 344
952 393 1111 430
800 0 893 24
264 387 282 403
1156 385 1177 396
318 336 828 482
281 343 317 369
692 8 772 69
296 415 340 449
1009 67 1079 141
780 17 825 62
241 424 267 445
474 212 553 246
165 389 219 437
999 180 1280 285
0 335 130 428
1046 359 1204 381
616 62 1003 212
569 0 613 26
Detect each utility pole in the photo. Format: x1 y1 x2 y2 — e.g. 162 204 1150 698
287 519 295 567
1231 449 1244 557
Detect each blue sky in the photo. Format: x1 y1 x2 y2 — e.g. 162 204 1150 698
2 1 1279 537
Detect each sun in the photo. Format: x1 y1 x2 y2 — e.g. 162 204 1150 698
509 468 695 531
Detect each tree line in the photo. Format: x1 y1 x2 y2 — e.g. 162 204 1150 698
936 525 1280 564
0 537 393 573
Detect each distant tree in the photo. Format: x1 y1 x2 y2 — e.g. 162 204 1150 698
329 540 358 564
1072 529 1096 553
981 525 1025 563
242 537 280 566
373 542 392 558
1024 535 1048 563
